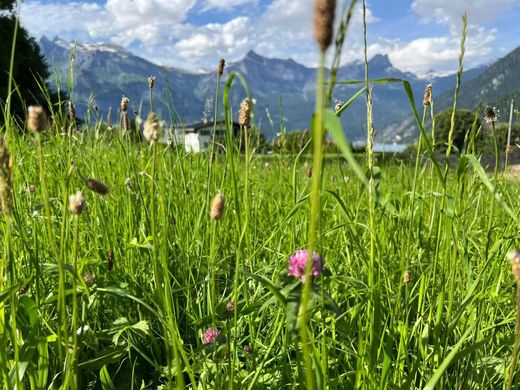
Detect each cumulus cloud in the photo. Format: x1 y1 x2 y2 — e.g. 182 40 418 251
174 17 254 60
203 0 257 11
412 0 518 26
18 0 517 75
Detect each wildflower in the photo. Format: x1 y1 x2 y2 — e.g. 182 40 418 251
484 106 498 124
287 249 324 282
27 106 47 133
403 270 412 284
508 248 520 281
243 344 253 356
82 274 95 285
217 58 225 77
69 191 86 215
239 98 252 126
86 178 109 195
148 76 155 89
0 136 13 215
226 300 235 316
143 112 161 142
210 193 225 221
314 0 336 53
423 84 432 106
202 328 221 345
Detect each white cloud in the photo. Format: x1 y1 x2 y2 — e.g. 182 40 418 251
18 0 516 75
412 0 518 26
174 17 254 60
203 0 257 11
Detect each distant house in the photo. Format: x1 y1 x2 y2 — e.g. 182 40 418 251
174 120 240 153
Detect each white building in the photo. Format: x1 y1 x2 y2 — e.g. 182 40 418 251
174 120 239 153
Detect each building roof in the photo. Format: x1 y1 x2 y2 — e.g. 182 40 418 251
179 120 239 133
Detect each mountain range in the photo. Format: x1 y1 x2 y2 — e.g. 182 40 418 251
38 36 517 141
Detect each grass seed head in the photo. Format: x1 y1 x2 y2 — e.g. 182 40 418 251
86 178 109 195
148 76 155 89
82 274 95 285
239 98 251 126
68 101 76 119
107 249 114 271
69 191 86 215
217 58 225 77
423 84 432 106
121 96 129 112
0 136 13 215
210 193 225 221
314 0 336 53
144 112 161 142
27 105 47 133
484 106 498 124
508 249 520 280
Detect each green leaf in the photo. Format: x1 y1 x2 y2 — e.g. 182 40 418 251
324 109 368 187
100 365 116 390
36 340 49 390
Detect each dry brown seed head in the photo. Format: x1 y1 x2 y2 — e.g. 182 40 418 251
314 0 336 53
0 136 13 215
86 179 109 195
107 249 114 271
68 101 76 119
239 98 251 126
217 58 225 77
508 248 520 280
27 106 47 133
69 191 86 215
307 165 313 178
121 96 129 112
143 112 161 142
83 274 95 284
210 193 225 221
226 300 235 315
423 84 432 106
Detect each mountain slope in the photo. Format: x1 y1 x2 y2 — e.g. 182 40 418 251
438 46 520 114
39 36 490 140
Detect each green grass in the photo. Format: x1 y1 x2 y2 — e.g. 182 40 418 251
1 2 520 389
0 126 518 388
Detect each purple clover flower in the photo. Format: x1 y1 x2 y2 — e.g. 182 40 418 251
287 249 324 282
202 328 221 345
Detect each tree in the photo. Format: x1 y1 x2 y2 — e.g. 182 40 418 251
1 2 50 121
434 109 479 152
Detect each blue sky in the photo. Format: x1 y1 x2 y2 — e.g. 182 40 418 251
19 0 520 77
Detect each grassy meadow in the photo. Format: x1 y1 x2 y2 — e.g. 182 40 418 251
1 1 520 389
